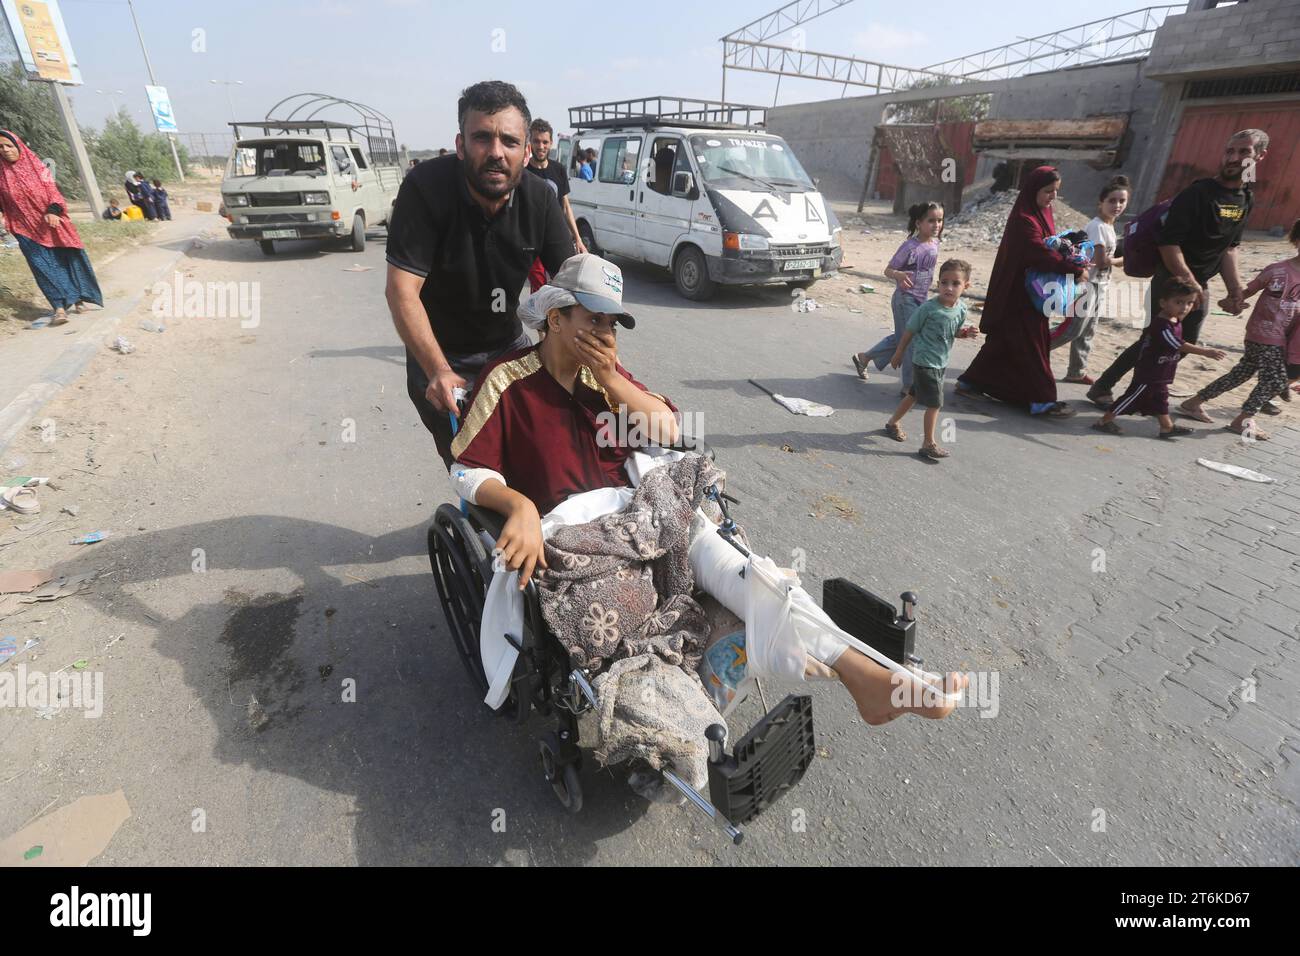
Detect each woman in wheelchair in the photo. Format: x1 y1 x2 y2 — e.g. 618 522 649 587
448 253 967 727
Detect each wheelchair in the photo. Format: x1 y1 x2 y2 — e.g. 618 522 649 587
428 438 928 843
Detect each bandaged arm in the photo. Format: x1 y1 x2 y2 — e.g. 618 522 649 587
449 463 507 505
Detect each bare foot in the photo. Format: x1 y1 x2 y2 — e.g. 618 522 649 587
1179 399 1213 423
834 649 969 725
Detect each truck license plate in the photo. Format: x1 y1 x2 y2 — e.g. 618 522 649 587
263 229 298 239
782 257 820 271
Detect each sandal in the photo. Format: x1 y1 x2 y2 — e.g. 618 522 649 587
954 385 985 401
885 422 906 442
1045 402 1076 419
1091 420 1123 435
1226 422 1270 441
1259 400 1282 416
920 443 950 460
851 354 868 380
1177 401 1214 423
50 310 69 327
1062 374 1095 385
1158 425 1195 439
0 484 40 515
1085 388 1113 408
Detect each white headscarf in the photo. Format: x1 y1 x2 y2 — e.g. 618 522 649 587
516 284 577 330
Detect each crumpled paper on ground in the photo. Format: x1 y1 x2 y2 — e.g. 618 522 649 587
771 394 834 416
1196 458 1275 483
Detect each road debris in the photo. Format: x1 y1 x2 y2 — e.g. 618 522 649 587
1196 459 1275 483
0 570 54 594
110 336 136 354
749 379 834 417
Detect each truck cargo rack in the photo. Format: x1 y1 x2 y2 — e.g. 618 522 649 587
229 93 399 166
569 96 767 131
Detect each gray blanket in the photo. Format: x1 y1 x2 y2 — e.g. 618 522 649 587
536 455 726 784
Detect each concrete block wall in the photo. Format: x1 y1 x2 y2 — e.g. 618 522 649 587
979 60 1163 211
769 59 1162 213
1145 0 1300 78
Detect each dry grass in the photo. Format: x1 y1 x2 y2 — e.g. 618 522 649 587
1 219 156 332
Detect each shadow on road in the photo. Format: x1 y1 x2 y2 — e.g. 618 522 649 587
53 513 646 865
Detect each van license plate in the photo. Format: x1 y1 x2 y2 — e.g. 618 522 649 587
782 257 820 271
263 229 298 239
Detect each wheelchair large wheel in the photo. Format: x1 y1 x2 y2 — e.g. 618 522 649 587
429 504 493 699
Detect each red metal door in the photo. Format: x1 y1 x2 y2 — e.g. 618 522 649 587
1158 101 1300 230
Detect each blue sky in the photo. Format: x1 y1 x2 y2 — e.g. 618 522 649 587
45 0 1175 149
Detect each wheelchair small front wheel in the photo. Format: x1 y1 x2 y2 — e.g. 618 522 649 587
539 733 583 814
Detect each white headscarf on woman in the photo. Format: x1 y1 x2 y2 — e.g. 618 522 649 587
516 284 577 330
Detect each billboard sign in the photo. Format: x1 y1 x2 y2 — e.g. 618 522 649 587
145 85 179 133
0 0 82 85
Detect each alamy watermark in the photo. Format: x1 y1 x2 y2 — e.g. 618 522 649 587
151 272 260 328
891 669 1000 718
0 665 104 718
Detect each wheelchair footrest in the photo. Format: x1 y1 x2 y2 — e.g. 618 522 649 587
708 694 815 826
822 578 916 665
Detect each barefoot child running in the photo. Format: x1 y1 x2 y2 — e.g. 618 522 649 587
883 259 972 460
1178 218 1300 441
853 202 943 396
1092 278 1226 438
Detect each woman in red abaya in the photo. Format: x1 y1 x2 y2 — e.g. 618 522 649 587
956 166 1089 417
0 130 103 327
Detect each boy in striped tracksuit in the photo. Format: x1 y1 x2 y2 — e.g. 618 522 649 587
1092 277 1226 438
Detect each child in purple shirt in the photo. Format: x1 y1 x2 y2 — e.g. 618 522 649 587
1093 278 1225 438
852 202 942 395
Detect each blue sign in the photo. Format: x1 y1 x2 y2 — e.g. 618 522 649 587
145 84 178 133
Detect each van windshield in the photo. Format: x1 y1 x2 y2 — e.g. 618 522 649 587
688 134 813 191
228 140 328 178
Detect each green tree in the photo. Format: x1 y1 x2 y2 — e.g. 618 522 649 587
84 108 191 196
0 62 83 199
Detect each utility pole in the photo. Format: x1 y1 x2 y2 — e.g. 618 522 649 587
48 82 104 217
126 0 184 181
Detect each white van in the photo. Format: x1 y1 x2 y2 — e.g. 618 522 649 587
221 107 402 256
564 99 842 300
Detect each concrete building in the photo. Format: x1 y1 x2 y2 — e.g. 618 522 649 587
768 0 1300 226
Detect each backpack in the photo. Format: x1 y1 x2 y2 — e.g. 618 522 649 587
1122 199 1173 278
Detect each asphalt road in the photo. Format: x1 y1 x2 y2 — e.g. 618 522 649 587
2 226 1296 865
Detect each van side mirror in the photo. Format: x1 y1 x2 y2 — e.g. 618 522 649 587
672 171 695 197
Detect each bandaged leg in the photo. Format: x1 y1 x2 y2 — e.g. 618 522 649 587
688 510 857 678
688 509 967 724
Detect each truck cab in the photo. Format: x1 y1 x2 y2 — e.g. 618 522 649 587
564 98 842 300
221 102 402 256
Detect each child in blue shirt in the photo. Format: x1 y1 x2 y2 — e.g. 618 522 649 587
884 259 972 461
151 179 172 220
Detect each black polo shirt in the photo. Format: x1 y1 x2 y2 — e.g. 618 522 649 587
525 159 570 201
386 154 574 355
1158 178 1252 286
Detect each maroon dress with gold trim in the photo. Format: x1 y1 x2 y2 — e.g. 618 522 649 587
451 344 676 515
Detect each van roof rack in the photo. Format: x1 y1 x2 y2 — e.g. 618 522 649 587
569 96 767 131
229 93 399 165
